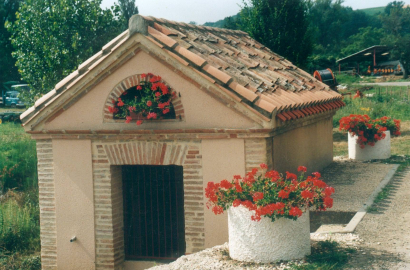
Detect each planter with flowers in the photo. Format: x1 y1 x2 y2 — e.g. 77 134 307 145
205 164 334 263
339 115 401 160
108 73 176 125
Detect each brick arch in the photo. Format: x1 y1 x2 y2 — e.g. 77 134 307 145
92 140 204 270
103 74 185 123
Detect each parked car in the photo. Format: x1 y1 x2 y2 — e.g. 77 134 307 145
0 82 28 108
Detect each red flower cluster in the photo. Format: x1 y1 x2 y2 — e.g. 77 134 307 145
339 114 401 148
109 73 174 125
205 163 335 222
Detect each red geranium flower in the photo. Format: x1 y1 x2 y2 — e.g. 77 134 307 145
289 206 303 217
252 192 264 202
278 190 289 199
301 189 314 199
286 172 297 180
324 197 333 208
298 166 307 172
212 205 223 215
220 179 233 189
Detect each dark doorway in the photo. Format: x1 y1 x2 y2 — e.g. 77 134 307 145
122 165 185 260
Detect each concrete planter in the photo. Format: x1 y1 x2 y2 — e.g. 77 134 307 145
227 205 311 263
348 131 391 160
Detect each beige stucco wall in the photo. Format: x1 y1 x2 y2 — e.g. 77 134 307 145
45 50 257 131
273 117 333 174
201 139 246 249
53 140 95 269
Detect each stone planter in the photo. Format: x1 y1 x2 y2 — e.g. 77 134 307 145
227 205 311 263
348 131 391 160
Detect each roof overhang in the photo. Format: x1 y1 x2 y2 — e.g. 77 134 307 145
336 45 390 64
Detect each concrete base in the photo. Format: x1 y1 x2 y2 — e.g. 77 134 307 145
228 206 311 263
348 131 391 160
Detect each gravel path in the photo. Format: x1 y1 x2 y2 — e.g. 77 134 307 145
321 160 395 212
359 82 410 86
148 162 410 269
343 167 410 269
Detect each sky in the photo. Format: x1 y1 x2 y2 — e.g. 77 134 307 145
101 0 410 25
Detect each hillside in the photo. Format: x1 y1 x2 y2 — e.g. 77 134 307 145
359 6 385 16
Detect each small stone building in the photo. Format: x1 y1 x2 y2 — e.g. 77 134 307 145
21 15 344 270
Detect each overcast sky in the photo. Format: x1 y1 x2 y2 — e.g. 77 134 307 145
101 0 410 25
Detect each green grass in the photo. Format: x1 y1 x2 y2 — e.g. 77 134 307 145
0 123 37 192
333 95 410 127
366 183 394 213
336 74 373 85
359 6 385 16
0 191 40 252
290 241 356 270
0 123 40 269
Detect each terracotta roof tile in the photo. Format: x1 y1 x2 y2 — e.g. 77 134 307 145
277 113 287 121
282 112 293 120
193 69 215 84
203 64 232 84
228 81 258 102
148 26 177 48
254 97 277 113
153 22 178 36
174 45 207 67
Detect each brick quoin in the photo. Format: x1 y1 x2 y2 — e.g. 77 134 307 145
244 138 273 173
91 140 203 270
36 140 57 270
103 74 185 123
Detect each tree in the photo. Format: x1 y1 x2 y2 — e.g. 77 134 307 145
384 1 405 15
380 2 410 78
341 27 384 56
239 0 312 67
0 0 21 83
6 0 122 103
305 0 375 71
223 15 239 30
118 0 138 30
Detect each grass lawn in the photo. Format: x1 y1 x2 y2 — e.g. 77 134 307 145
0 122 40 270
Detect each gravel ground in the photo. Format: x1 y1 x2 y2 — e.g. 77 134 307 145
343 167 410 269
148 161 410 269
321 160 395 212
